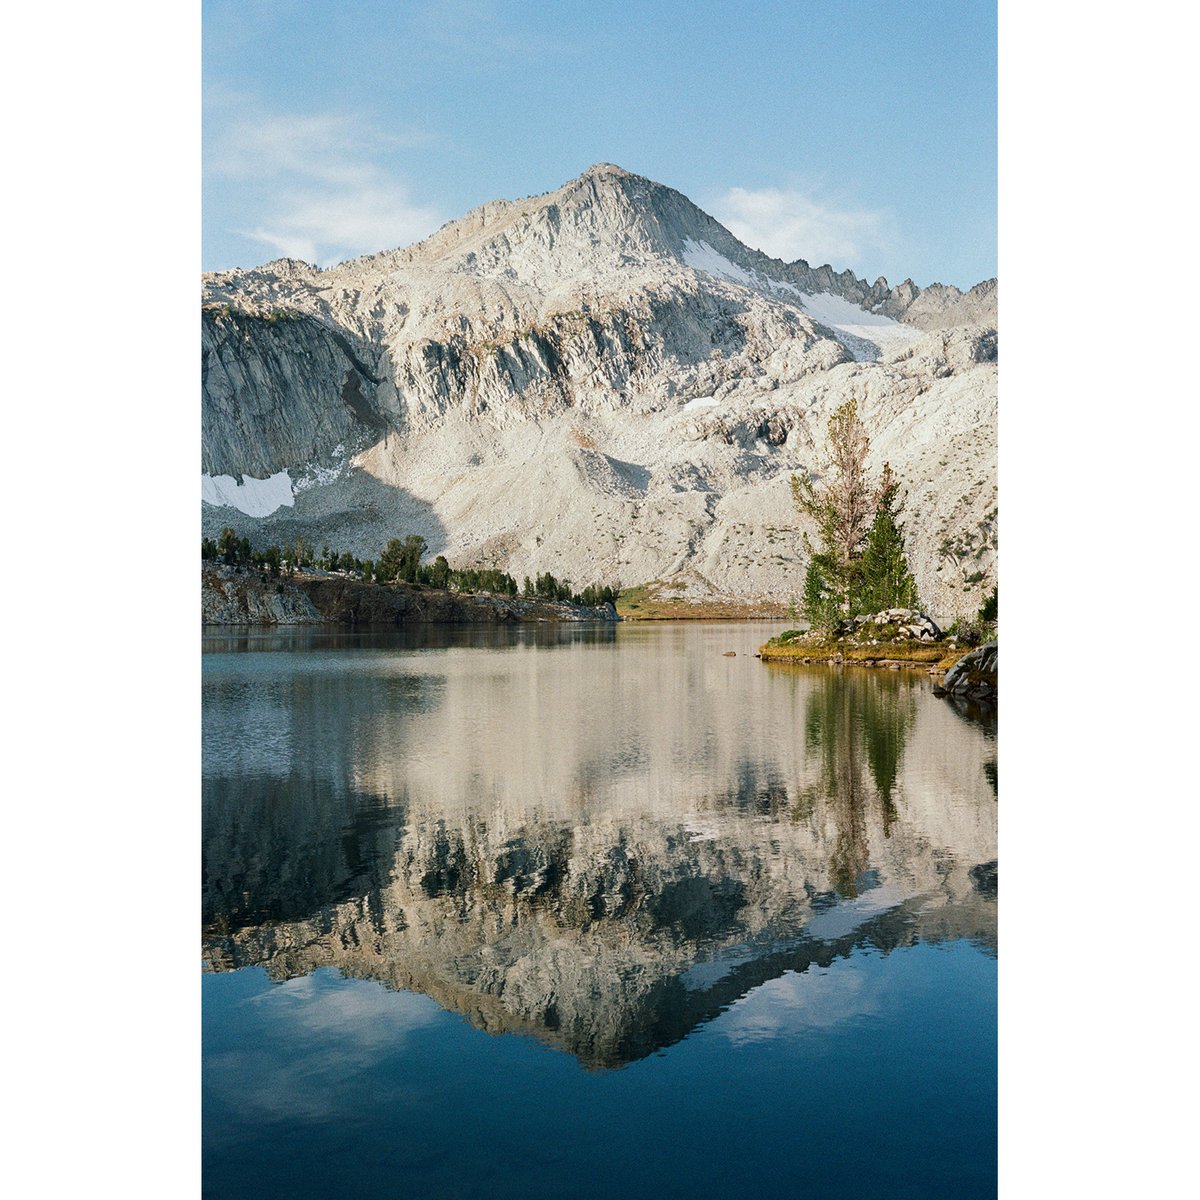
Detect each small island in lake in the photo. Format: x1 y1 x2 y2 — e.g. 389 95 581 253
758 399 997 702
758 602 998 700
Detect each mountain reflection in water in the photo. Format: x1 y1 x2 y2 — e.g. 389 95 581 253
202 624 996 1070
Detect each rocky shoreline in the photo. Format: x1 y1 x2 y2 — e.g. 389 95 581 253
756 608 997 693
757 639 998 707
202 564 618 626
933 642 998 704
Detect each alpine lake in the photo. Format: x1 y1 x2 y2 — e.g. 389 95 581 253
203 621 997 1199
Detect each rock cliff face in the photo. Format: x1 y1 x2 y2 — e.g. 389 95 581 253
878 278 998 330
202 564 322 624
202 163 997 617
202 307 388 478
201 565 617 625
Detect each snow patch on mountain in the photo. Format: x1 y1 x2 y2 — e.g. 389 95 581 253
202 470 295 518
679 238 919 362
294 443 351 493
681 239 758 287
797 291 923 361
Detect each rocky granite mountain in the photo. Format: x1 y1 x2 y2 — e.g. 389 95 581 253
202 163 996 616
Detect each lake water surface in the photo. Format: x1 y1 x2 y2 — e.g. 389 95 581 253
203 622 997 1199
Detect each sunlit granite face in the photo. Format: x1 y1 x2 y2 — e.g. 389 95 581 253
203 625 996 1069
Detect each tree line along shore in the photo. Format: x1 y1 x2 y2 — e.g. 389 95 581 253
201 530 619 611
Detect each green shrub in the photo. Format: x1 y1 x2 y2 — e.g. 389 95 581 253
800 556 841 635
979 585 998 624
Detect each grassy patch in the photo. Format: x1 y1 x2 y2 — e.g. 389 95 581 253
758 638 969 670
618 580 788 621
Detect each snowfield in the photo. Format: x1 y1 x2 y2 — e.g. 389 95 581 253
796 291 923 361
679 238 920 362
681 238 759 287
201 471 295 518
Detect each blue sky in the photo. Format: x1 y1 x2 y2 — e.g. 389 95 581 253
203 0 996 288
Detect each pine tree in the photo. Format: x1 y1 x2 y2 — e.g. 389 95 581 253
800 554 841 634
979 585 997 624
429 555 451 589
791 399 875 580
857 464 919 614
792 409 923 628
791 399 877 625
218 527 241 565
377 534 427 583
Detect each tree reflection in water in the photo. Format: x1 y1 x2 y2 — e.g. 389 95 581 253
796 669 918 896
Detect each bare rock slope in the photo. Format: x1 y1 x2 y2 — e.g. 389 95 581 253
202 163 997 617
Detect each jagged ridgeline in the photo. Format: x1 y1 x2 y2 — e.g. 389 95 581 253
202 163 996 615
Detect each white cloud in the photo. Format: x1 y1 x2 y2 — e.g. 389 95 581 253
242 184 445 266
206 95 445 266
205 971 446 1125
710 186 895 274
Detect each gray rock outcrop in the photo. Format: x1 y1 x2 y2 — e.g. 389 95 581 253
202 564 321 624
202 306 388 478
201 565 618 625
938 642 998 702
839 609 943 642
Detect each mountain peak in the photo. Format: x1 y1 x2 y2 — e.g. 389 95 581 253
578 162 633 179
205 164 994 346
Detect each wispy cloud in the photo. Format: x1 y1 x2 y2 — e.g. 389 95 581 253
719 964 881 1046
710 186 896 275
206 92 445 266
241 184 445 266
207 972 445 1126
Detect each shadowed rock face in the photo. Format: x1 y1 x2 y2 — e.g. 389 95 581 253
201 164 997 616
203 638 997 1069
202 306 389 478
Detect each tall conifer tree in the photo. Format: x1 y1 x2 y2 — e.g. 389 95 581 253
858 464 919 613
792 411 922 630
